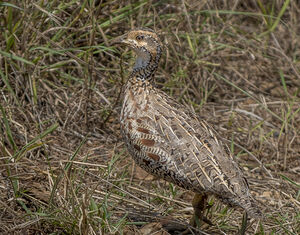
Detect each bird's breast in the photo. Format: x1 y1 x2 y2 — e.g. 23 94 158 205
120 85 174 174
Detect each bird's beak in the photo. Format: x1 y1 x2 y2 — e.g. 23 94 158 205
110 33 129 46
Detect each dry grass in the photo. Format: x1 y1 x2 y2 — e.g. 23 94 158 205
0 0 299 234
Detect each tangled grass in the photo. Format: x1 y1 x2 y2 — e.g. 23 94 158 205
0 0 299 234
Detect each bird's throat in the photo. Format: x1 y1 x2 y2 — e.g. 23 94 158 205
133 49 151 70
131 46 161 81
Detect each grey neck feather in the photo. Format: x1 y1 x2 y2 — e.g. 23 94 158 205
131 45 161 82
133 49 151 70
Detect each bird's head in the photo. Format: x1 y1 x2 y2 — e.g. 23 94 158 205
111 28 162 81
111 28 162 55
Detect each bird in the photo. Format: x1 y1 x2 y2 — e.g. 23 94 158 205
112 28 262 232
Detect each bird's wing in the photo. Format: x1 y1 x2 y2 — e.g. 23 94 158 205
124 86 261 217
144 90 250 201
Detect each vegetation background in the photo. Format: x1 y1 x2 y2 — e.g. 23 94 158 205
0 0 299 234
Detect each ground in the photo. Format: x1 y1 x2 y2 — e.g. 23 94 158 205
0 0 299 234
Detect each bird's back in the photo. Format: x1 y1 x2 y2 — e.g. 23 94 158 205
121 80 261 218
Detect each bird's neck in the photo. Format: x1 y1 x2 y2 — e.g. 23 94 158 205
131 46 161 82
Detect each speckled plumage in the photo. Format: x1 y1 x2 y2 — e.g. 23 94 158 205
114 28 262 219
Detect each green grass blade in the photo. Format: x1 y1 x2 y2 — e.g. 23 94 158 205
279 70 289 99
0 104 17 151
0 50 35 66
12 123 59 161
280 174 300 189
259 0 291 37
0 69 20 106
0 2 23 10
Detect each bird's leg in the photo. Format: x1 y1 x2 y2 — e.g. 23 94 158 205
189 193 211 227
182 193 212 235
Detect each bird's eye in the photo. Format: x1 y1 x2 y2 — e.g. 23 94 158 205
136 35 144 40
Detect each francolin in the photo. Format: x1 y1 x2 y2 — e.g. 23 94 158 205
112 28 262 232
